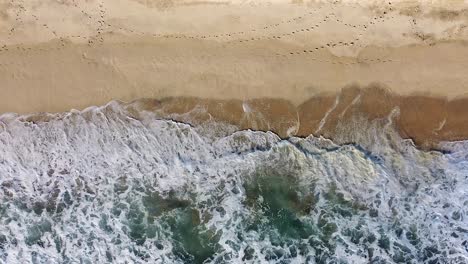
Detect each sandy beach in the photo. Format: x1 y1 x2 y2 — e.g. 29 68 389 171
3 2 468 262
1 0 468 146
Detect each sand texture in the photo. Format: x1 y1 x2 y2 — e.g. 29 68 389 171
1 0 468 145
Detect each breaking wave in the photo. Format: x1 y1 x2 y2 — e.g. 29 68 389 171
0 102 467 263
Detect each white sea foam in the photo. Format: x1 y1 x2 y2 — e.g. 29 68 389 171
0 102 466 263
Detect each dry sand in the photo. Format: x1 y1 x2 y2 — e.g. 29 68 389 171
1 0 468 145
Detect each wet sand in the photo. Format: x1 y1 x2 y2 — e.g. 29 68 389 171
120 86 468 149
1 0 468 147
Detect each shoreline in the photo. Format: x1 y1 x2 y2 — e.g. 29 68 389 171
7 85 467 150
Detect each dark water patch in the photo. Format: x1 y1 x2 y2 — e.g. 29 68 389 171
162 208 221 264
25 219 52 246
241 169 377 262
143 190 190 221
119 189 221 263
244 170 318 241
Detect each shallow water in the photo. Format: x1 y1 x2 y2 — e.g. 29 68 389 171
0 102 467 263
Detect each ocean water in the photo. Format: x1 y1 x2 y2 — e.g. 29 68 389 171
0 102 467 264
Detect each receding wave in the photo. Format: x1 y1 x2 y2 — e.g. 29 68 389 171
0 102 467 263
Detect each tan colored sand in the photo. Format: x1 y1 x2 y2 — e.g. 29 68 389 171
2 38 468 114
1 0 468 114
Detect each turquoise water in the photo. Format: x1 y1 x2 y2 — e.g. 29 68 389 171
0 103 467 263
